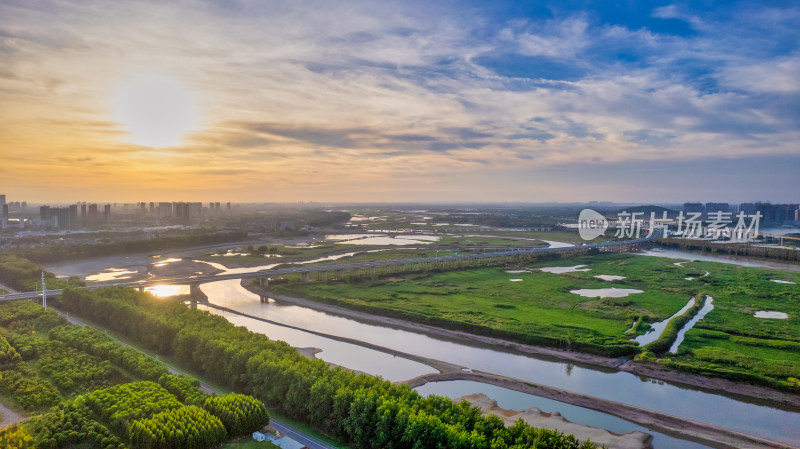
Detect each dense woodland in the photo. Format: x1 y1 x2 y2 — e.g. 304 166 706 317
44 287 598 449
0 300 269 448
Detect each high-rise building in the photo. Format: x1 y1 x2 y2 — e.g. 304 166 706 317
683 202 705 214
705 203 730 215
1 204 8 229
738 203 756 215
0 194 6 208
81 204 87 223
103 204 111 222
69 204 78 229
88 204 98 224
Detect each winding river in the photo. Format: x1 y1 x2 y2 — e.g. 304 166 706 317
54 244 800 448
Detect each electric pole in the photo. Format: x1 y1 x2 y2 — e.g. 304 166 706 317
41 272 46 310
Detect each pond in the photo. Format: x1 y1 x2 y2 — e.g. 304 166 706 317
538 264 591 274
570 287 643 298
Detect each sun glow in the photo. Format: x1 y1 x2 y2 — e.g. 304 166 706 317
113 74 201 147
144 285 189 297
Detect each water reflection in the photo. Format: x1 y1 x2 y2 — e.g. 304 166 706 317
144 285 189 297
570 288 643 298
325 234 440 245
669 296 714 353
85 268 138 282
635 297 695 346
538 265 590 273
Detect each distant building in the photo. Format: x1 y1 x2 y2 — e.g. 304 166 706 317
88 204 98 224
683 202 705 214
1 203 7 229
69 204 78 228
738 203 756 215
81 204 87 223
705 203 730 215
103 204 111 222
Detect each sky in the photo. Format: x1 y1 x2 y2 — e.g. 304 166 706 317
1 0 798 204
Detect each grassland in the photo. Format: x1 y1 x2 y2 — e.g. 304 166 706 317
275 253 800 389
223 437 279 448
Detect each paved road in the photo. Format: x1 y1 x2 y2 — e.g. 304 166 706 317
0 233 655 302
271 419 337 449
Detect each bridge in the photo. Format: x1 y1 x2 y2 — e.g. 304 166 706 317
0 233 657 303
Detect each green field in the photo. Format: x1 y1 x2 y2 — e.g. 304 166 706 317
223 437 279 448
275 253 800 388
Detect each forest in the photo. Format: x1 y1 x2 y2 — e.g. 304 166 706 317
0 300 269 448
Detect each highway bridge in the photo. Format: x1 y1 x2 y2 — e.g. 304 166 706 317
0 233 657 303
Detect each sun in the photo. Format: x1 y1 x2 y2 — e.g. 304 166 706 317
113 74 201 147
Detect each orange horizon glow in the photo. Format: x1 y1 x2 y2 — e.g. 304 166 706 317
1 1 798 204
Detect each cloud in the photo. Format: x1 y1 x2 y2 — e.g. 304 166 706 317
0 0 797 201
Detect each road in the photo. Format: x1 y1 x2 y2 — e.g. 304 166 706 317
0 233 655 302
271 419 338 449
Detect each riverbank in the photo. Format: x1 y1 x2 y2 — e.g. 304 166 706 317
407 372 795 449
252 282 626 369
459 393 652 449
250 282 800 409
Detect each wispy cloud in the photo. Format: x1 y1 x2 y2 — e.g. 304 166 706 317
0 0 798 202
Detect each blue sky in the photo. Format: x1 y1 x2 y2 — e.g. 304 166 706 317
0 0 798 202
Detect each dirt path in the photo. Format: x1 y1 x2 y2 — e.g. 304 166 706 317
202 302 463 374
0 283 18 294
0 401 26 429
258 285 628 369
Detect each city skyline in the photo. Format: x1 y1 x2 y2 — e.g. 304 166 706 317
1 0 799 202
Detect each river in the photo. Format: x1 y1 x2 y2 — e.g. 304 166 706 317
52 243 800 448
